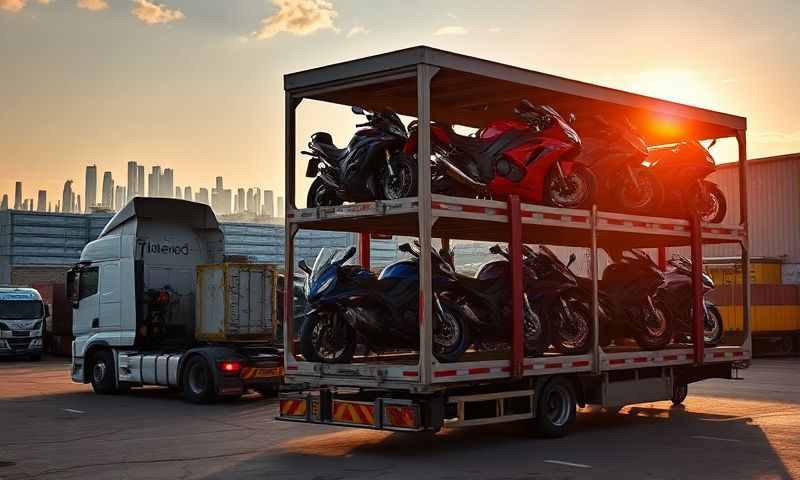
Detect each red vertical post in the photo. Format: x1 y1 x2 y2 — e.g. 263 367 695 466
690 213 704 365
657 247 667 271
359 233 370 269
508 195 524 377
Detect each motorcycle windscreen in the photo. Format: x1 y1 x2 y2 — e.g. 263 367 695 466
309 248 352 285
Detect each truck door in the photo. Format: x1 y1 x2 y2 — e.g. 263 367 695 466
73 266 100 338
98 261 122 340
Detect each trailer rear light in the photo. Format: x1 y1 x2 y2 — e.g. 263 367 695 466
382 403 419 430
218 361 242 374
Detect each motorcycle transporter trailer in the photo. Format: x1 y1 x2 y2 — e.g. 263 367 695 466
277 46 750 437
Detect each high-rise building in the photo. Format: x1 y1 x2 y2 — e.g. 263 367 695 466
55 200 60 213
222 189 232 215
254 188 261 216
236 188 245 214
85 165 97 212
211 177 230 214
246 188 255 214
14 182 22 210
0 194 7 210
149 166 161 197
184 186 192 203
37 190 47 212
136 165 145 198
114 186 126 211
160 168 174 199
127 161 138 201
101 172 114 209
277 196 284 218
62 180 74 214
263 190 274 217
76 194 81 214
196 188 209 205
175 186 182 200
47 201 52 212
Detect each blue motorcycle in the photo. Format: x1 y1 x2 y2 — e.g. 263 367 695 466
298 243 470 364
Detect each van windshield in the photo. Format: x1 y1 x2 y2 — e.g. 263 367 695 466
0 300 44 319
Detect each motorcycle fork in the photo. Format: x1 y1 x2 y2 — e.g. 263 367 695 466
384 148 395 176
555 161 569 189
626 164 640 190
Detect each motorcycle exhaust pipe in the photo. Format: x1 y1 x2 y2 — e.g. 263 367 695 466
434 156 488 191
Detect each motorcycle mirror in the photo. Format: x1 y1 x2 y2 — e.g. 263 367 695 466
567 253 576 268
489 244 502 255
298 260 311 275
342 246 357 263
351 106 365 115
398 243 413 254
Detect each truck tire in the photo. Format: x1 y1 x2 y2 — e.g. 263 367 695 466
253 385 279 398
182 356 217 404
534 377 577 438
671 382 688 405
90 349 118 395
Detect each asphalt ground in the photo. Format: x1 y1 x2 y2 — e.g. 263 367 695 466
0 357 798 480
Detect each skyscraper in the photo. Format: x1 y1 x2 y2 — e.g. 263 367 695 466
160 168 174 199
263 190 274 217
101 172 114 209
62 180 74 214
211 177 228 214
127 161 138 201
246 188 255 214
149 166 161 197
14 182 22 210
85 165 97 212
222 189 232 215
277 196 284 218
184 186 192 203
136 165 145 198
254 188 261 216
236 188 245 214
0 194 8 210
196 188 209 205
114 186 126 211
76 194 81 214
37 190 47 212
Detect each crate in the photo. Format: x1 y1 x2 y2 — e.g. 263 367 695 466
195 263 277 342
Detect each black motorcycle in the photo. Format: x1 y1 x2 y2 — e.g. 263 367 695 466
523 245 593 354
589 250 673 350
439 245 549 356
303 106 417 207
298 243 469 364
657 255 724 346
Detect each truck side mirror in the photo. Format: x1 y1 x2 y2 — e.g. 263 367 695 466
65 270 79 308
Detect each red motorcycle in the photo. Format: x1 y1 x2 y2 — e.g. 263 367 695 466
405 100 593 207
646 139 727 223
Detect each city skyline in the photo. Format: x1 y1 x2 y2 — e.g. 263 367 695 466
1 160 283 217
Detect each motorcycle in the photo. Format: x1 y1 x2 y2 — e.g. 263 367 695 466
572 115 661 213
522 245 594 354
657 255 724 346
590 249 673 350
405 100 593 208
298 243 470 364
646 139 727 223
302 106 417 207
438 245 549 357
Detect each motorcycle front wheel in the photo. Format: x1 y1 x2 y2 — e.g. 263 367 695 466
689 182 727 224
380 153 418 201
549 298 592 355
300 310 356 363
433 298 470 363
546 164 595 209
306 177 342 208
616 168 663 214
632 302 673 350
703 303 724 346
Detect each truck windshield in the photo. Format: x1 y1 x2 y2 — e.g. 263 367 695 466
0 300 43 319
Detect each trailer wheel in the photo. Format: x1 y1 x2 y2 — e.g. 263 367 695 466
183 356 217 404
534 377 577 438
89 349 117 395
671 382 688 405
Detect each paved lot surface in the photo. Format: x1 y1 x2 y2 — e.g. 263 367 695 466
0 357 798 480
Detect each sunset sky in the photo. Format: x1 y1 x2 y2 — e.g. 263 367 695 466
2 0 799 207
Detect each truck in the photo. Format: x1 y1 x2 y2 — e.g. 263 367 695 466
276 46 752 437
68 197 283 403
0 286 47 360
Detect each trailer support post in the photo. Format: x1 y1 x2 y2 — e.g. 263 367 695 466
690 213 704 365
508 195 524 377
416 64 439 385
359 233 370 270
736 130 751 353
590 205 601 375
283 92 301 358
657 247 667 271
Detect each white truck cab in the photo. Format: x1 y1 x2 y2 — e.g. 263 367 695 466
68 198 282 403
0 287 47 360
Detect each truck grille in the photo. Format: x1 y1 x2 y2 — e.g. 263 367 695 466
12 330 30 337
6 338 31 350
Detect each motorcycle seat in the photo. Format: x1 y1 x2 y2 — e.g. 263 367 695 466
310 132 348 161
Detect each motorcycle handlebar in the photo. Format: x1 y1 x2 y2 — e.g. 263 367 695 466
355 122 371 128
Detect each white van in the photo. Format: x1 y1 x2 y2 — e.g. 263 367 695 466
0 287 47 360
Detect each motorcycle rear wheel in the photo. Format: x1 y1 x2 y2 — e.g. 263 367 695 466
689 183 727 224
549 298 592 355
306 177 342 208
546 165 595 209
433 298 470 363
380 153 418 200
632 302 673 350
300 310 356 363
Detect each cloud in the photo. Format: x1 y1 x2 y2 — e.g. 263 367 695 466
1 0 26 12
433 25 467 36
253 0 338 40
77 0 107 10
346 25 369 38
131 0 184 25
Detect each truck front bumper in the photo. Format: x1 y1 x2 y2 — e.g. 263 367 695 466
0 338 43 357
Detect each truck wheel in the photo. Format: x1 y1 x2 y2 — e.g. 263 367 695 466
671 382 688 405
90 350 118 395
534 377 577 438
183 356 217 404
253 385 279 398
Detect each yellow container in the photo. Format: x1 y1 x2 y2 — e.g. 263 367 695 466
707 262 782 286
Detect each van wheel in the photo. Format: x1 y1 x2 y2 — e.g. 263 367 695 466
183 356 217 404
90 350 118 395
534 377 577 438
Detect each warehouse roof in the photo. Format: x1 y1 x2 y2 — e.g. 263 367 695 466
285 46 747 146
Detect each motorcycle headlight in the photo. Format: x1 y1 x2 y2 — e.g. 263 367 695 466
311 276 336 299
